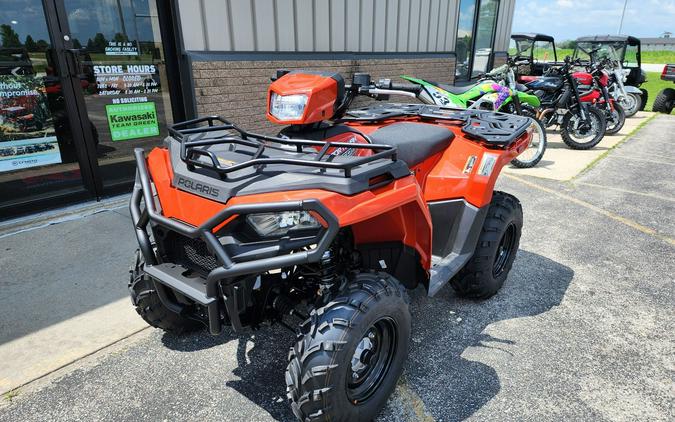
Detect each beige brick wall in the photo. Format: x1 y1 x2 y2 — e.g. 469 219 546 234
192 57 456 134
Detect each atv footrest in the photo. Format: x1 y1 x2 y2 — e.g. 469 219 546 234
143 263 213 305
429 252 473 296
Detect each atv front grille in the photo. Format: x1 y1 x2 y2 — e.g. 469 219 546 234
172 235 219 274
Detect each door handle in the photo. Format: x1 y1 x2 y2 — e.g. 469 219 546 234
64 48 88 79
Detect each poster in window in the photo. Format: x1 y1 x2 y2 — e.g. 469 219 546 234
0 75 62 173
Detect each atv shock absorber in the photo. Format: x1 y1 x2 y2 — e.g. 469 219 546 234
317 249 339 299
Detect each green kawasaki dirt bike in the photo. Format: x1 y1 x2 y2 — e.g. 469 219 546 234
402 62 547 168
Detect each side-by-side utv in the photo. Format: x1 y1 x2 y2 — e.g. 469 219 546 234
127 70 534 421
574 35 647 112
510 33 558 77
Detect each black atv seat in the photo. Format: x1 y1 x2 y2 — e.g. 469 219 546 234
368 122 454 167
437 81 480 95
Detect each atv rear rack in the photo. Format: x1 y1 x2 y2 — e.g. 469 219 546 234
340 103 532 147
130 148 340 335
169 116 398 178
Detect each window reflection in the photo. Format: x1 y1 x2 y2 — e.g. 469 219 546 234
456 0 477 80
471 0 499 77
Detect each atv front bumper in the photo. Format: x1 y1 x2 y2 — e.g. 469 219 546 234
130 148 339 334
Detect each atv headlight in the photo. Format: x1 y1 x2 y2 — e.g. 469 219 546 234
270 93 308 121
246 211 320 237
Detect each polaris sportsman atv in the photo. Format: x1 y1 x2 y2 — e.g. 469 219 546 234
128 70 532 421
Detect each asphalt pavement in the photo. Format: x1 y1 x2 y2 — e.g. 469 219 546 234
0 115 673 421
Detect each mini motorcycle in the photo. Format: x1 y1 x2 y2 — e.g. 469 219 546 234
523 57 607 150
127 70 534 421
400 59 546 168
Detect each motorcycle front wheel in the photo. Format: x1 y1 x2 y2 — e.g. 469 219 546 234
621 92 640 117
561 106 606 150
511 110 547 168
605 102 626 135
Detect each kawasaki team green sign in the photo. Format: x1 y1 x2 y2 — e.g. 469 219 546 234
105 102 159 141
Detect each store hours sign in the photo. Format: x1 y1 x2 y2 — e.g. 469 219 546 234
105 102 159 142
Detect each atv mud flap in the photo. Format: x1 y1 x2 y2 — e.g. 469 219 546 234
129 149 339 334
427 199 488 296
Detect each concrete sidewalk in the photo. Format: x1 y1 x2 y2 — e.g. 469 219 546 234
0 205 146 395
503 111 653 181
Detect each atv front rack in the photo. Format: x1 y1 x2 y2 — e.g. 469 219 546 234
130 148 339 335
340 103 531 147
169 116 398 178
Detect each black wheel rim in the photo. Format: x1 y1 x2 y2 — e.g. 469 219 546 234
346 317 397 404
493 223 517 277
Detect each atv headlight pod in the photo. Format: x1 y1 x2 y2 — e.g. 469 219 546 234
246 211 321 237
270 93 308 121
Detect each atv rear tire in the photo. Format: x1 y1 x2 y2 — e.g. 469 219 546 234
652 88 675 114
286 272 411 422
450 191 522 299
129 250 203 334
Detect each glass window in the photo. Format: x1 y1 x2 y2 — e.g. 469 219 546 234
455 0 477 80
63 0 174 191
471 0 499 77
0 0 90 217
533 40 555 63
624 44 638 68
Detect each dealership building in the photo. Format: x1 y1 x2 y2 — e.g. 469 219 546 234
0 0 515 218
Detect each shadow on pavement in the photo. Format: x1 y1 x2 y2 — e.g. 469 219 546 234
164 249 573 422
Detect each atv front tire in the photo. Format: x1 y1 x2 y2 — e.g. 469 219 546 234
129 250 203 334
450 191 522 299
652 88 675 114
286 272 411 422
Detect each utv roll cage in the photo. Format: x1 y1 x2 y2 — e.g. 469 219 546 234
510 33 558 76
573 35 644 87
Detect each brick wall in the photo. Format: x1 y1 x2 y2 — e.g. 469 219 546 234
192 57 456 134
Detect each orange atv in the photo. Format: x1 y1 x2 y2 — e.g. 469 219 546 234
128 70 534 421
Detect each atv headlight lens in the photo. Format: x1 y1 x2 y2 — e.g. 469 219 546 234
270 93 308 121
246 211 320 237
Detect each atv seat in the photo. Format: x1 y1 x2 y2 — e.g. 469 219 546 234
368 122 454 167
437 81 480 95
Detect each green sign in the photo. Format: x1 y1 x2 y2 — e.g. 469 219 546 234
105 102 159 141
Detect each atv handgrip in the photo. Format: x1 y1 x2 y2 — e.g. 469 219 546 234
130 148 340 334
389 82 423 94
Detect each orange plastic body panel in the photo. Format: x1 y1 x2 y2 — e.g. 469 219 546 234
346 119 529 208
146 148 432 269
266 73 338 125
146 114 529 271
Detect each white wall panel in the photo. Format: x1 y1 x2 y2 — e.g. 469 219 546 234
230 0 255 50
178 0 205 50
178 0 513 53
276 0 296 50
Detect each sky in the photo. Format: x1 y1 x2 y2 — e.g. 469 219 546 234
512 0 675 41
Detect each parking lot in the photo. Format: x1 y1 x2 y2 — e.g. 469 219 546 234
0 114 673 421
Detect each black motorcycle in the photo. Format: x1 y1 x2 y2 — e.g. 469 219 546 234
524 57 607 150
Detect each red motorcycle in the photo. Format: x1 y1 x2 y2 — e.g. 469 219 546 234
574 58 625 135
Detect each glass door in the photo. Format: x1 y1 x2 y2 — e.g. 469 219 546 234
0 0 96 218
60 0 174 193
